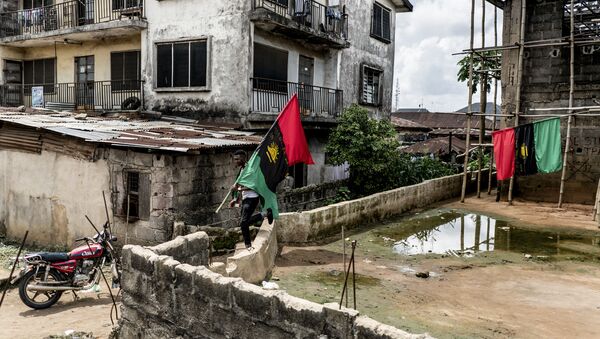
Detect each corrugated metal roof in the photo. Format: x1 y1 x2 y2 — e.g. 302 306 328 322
0 112 260 153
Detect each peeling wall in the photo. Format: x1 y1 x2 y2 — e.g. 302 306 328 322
339 0 399 119
142 0 252 124
0 150 110 247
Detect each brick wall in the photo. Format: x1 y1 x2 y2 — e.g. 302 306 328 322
116 232 430 339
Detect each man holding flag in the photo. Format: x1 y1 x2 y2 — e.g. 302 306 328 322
229 94 314 250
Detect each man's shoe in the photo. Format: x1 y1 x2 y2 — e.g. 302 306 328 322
267 208 274 225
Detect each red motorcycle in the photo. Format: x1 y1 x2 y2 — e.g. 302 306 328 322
11 221 121 310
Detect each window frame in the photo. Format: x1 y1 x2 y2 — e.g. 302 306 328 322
22 57 56 95
359 64 383 106
110 50 141 92
153 36 212 92
370 2 392 44
120 170 150 221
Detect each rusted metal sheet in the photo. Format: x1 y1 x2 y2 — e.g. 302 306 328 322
0 125 42 153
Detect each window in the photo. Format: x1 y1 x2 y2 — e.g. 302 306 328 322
371 2 391 43
23 58 55 94
124 171 150 220
361 65 382 106
253 43 288 92
112 0 143 11
23 0 52 10
156 39 209 90
111 51 140 91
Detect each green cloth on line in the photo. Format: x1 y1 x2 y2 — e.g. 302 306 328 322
533 118 562 174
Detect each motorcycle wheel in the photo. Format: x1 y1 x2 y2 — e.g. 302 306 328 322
18 269 64 310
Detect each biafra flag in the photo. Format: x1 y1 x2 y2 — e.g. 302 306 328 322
515 123 538 176
236 94 314 218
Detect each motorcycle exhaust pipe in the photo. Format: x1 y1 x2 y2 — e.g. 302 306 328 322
26 285 84 292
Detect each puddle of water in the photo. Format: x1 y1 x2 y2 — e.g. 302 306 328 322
372 210 600 258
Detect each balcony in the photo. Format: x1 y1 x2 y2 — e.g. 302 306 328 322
251 0 349 49
0 80 143 111
0 0 146 47
249 78 343 126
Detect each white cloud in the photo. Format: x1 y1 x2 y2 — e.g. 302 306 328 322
393 0 503 112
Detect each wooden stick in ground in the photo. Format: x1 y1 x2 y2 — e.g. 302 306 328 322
351 240 357 310
0 231 28 309
461 0 477 203
339 240 355 310
558 0 575 208
508 0 527 205
342 226 347 307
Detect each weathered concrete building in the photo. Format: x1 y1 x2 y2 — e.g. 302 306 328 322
493 0 600 204
0 0 414 186
0 111 263 246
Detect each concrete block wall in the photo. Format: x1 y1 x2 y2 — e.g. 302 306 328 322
501 0 600 204
517 116 600 204
277 173 481 243
117 232 430 339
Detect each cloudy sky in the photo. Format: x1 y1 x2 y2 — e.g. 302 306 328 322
393 0 503 112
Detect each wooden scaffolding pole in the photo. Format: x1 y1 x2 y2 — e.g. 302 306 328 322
558 0 576 208
508 0 527 205
461 0 477 203
488 4 499 195
476 0 487 199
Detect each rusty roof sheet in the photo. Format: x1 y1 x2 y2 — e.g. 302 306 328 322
391 116 431 130
401 137 467 155
0 112 260 153
392 112 493 130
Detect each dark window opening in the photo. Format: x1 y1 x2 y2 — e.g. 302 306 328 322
371 2 391 43
156 40 208 89
23 0 52 10
111 51 140 91
288 163 307 188
127 171 140 218
361 65 382 106
23 58 55 94
253 43 288 92
112 0 144 11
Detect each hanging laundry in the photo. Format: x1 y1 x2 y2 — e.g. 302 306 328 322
295 0 307 15
533 118 562 173
514 123 538 176
492 128 516 180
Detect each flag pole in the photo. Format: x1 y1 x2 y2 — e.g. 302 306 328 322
214 93 299 214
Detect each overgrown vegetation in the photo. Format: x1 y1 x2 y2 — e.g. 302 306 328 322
326 105 456 198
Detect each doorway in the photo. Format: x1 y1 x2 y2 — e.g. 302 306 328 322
298 55 314 115
75 56 94 109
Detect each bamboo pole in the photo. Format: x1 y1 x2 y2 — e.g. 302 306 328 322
476 0 486 199
558 0 576 208
460 0 477 203
508 0 527 206
489 4 499 195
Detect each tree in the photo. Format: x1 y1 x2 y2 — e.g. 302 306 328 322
456 51 501 95
326 104 401 196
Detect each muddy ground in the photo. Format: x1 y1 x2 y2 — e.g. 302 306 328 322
0 278 119 339
273 194 600 339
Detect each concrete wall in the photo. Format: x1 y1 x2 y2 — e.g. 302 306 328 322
117 233 429 339
501 0 600 204
278 173 469 243
20 36 141 83
0 149 110 247
142 0 251 124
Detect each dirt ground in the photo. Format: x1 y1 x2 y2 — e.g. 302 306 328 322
0 278 120 339
272 194 600 339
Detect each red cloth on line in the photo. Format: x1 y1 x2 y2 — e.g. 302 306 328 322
492 128 516 180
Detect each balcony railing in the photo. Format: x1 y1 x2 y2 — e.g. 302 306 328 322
0 80 143 111
251 78 343 120
0 0 144 39
253 0 348 41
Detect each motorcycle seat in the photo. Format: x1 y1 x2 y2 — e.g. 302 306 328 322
34 252 70 262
